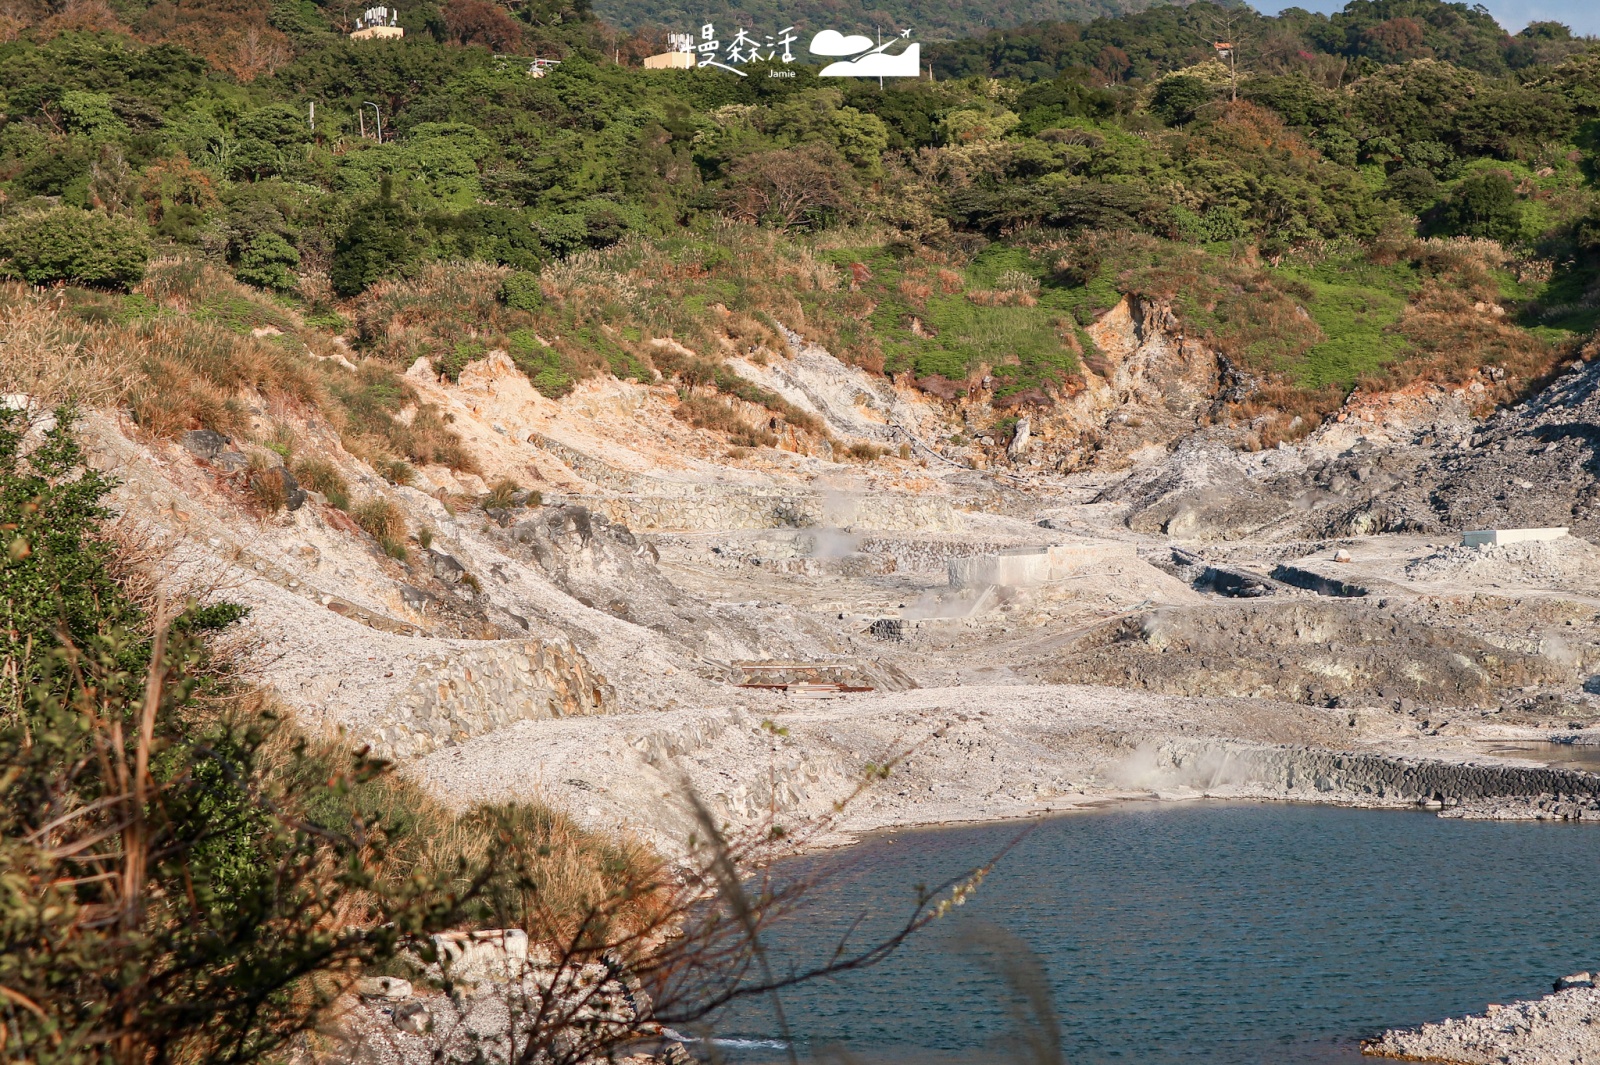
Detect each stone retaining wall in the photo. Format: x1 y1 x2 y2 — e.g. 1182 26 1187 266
1156 739 1600 805
949 540 1140 589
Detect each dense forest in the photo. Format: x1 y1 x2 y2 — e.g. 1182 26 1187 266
590 0 1189 47
2 0 1599 432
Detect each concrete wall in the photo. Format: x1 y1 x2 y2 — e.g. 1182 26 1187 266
1462 527 1568 546
948 540 1138 589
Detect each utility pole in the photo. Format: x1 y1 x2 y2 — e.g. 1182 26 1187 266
308 100 315 133
1198 7 1246 102
1214 40 1237 100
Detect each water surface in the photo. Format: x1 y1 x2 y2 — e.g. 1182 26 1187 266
1474 739 1600 774
709 802 1600 1064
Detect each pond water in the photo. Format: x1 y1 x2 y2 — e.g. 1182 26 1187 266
705 801 1600 1065
1474 739 1600 774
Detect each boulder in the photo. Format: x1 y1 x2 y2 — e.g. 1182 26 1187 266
427 548 467 584
1007 416 1031 459
399 584 435 611
392 1000 430 1035
182 429 229 461
212 451 250 475
356 976 413 1000
1555 971 1595 991
431 928 531 984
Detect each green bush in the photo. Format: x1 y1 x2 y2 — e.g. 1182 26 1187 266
0 207 150 289
1435 171 1524 242
235 232 301 292
0 405 485 1063
499 269 544 310
330 180 422 297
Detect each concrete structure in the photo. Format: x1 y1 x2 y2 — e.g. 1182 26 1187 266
948 541 1137 589
643 50 695 69
350 2 402 39
1462 527 1568 547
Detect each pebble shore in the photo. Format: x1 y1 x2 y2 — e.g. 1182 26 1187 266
1369 983 1600 1063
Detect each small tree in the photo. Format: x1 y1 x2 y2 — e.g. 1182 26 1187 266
235 231 302 291
719 144 855 231
1435 171 1523 242
0 207 150 289
331 179 422 296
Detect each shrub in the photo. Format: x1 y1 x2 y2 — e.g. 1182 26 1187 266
507 329 575 398
1435 172 1523 242
352 495 406 544
0 207 150 289
377 456 417 485
0 410 496 1064
484 477 520 509
246 456 290 512
330 180 421 297
675 391 778 448
291 456 350 509
500 270 544 310
1151 74 1216 125
235 232 301 292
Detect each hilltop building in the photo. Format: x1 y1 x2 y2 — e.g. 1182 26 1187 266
643 32 695 69
351 4 403 39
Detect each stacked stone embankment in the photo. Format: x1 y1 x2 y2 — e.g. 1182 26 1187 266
1155 739 1600 814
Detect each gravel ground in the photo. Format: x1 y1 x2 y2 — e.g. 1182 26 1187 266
1370 985 1600 1064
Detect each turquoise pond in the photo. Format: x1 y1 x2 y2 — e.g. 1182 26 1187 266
702 801 1600 1064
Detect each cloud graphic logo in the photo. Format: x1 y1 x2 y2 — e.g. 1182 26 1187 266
808 29 874 55
819 42 919 78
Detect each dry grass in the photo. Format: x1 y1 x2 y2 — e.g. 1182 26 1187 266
0 284 136 405
674 391 779 449
130 319 325 438
1358 238 1565 402
355 261 519 366
483 477 520 509
291 456 349 510
435 803 669 941
247 695 671 947
325 362 480 475
246 455 292 512
351 496 406 544
5 260 479 485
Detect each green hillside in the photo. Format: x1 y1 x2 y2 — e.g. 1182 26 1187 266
590 0 1199 44
0 0 1597 446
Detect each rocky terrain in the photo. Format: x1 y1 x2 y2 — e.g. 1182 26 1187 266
61 301 1600 848
35 285 1600 1063
1369 976 1600 1063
